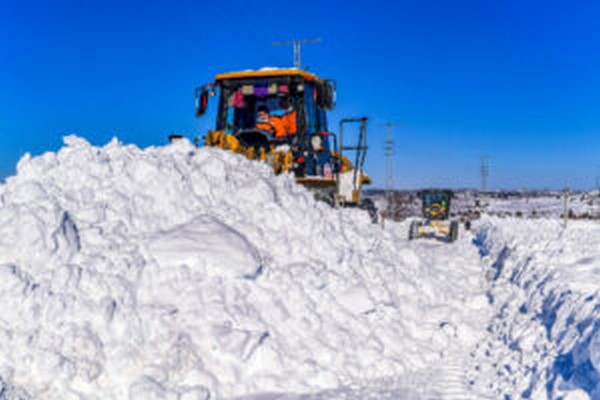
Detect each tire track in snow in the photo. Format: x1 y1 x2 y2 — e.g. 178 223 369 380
231 359 491 400
420 357 493 400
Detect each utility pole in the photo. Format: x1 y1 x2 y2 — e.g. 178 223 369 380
273 38 322 69
596 166 600 196
480 156 490 193
384 123 400 204
563 187 569 226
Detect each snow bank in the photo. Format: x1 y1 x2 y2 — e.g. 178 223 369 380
471 217 600 399
0 136 490 399
483 194 600 219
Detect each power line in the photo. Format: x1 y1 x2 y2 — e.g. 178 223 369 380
273 38 322 69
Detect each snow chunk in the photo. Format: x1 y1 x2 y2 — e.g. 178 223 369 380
63 134 91 148
144 215 262 279
336 285 375 314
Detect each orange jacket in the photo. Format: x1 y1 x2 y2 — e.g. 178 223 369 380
281 111 297 136
256 117 286 138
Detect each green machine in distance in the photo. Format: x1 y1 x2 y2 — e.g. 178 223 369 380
408 189 459 243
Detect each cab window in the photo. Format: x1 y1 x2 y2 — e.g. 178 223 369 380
218 81 298 135
304 83 318 136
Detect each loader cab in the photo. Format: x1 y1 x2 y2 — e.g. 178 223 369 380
420 190 453 221
195 69 337 176
195 68 371 207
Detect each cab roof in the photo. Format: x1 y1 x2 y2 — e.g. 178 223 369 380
215 67 320 82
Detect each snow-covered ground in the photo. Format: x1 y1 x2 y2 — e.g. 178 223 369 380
0 137 598 399
470 218 600 399
455 191 600 219
376 190 600 221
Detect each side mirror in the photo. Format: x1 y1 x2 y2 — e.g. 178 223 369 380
195 84 215 117
318 80 336 110
195 89 209 117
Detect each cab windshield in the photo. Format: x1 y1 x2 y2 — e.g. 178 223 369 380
422 192 451 220
423 193 449 208
217 80 299 135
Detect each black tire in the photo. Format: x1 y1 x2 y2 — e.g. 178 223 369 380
359 198 379 224
408 221 420 240
313 192 335 207
449 221 459 242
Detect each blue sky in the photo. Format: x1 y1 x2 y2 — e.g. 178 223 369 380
1 0 599 189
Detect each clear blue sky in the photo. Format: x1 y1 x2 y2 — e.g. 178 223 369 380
1 0 599 189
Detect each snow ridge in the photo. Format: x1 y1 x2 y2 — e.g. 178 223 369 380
471 218 600 399
0 136 490 399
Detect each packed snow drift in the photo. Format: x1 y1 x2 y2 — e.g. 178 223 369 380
0 136 597 399
471 219 600 399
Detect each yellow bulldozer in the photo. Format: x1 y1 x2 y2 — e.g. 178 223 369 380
191 67 376 220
